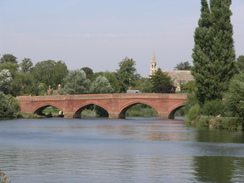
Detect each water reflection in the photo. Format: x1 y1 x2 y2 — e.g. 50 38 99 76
0 119 244 182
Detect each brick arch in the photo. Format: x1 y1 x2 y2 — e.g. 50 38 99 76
118 100 159 119
168 102 185 119
33 103 65 115
73 101 109 118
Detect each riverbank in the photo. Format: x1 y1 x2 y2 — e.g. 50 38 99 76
186 115 244 131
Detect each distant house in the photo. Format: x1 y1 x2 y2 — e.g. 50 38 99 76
164 70 194 92
149 51 194 92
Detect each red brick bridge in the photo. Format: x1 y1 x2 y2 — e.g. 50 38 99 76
17 93 187 119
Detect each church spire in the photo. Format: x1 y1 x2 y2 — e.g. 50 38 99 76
150 50 157 75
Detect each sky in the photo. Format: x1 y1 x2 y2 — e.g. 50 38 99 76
0 0 243 77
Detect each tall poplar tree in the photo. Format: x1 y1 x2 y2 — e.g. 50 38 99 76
191 0 236 104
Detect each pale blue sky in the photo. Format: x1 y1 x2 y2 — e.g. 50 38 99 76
1 0 243 77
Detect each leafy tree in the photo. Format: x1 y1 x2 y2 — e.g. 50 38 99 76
150 68 173 93
10 72 38 96
0 54 18 64
89 76 113 94
0 69 12 94
20 58 33 73
224 72 244 119
236 55 244 71
116 57 141 92
31 60 68 88
0 62 19 77
81 67 94 81
102 71 120 93
191 0 236 105
134 78 153 93
180 81 197 93
174 61 192 70
0 91 20 119
60 69 90 94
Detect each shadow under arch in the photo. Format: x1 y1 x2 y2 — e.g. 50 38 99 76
118 102 158 119
33 104 64 117
73 103 109 118
168 105 184 119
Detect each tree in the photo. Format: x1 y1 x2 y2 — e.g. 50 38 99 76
10 72 38 96
174 61 192 70
0 54 18 64
224 72 244 119
31 60 68 88
89 76 113 94
236 55 244 71
116 57 140 92
0 91 20 119
134 78 153 93
81 67 94 81
102 71 120 93
0 69 12 94
20 58 33 73
180 81 197 93
150 68 173 93
191 0 236 104
60 69 90 94
0 62 19 77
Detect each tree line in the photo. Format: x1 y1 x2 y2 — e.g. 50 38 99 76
0 54 175 119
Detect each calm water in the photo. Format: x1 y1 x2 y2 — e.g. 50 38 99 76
0 118 244 183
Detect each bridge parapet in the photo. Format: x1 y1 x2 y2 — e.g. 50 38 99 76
17 93 187 101
17 93 187 119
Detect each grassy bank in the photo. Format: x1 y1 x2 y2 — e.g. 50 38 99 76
185 115 244 131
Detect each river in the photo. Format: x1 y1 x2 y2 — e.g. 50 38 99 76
0 118 244 183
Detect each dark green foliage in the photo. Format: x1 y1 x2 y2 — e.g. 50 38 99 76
126 104 158 117
11 72 38 96
201 99 225 116
0 54 18 64
20 58 33 73
0 62 19 77
31 60 68 88
116 57 141 92
191 0 236 105
180 81 197 93
224 72 244 119
174 61 192 70
81 67 94 81
0 92 20 119
94 105 109 117
102 71 120 93
236 55 244 71
150 68 173 93
134 78 153 93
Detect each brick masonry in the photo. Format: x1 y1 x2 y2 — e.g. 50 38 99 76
16 93 187 119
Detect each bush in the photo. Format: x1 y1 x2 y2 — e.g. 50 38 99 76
0 92 20 119
185 103 201 124
201 99 225 116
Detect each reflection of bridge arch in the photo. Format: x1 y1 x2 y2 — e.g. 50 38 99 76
17 93 187 119
33 103 64 115
73 101 109 118
118 100 158 118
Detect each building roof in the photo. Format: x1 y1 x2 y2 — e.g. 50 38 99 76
164 70 194 84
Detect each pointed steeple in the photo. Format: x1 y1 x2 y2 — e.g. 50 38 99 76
151 50 156 63
150 50 157 76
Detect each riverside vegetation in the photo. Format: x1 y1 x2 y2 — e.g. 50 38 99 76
182 0 244 130
1 0 244 131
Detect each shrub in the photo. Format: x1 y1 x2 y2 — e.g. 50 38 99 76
202 99 225 116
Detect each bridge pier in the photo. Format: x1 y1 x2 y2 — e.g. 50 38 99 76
63 112 74 119
108 112 120 119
